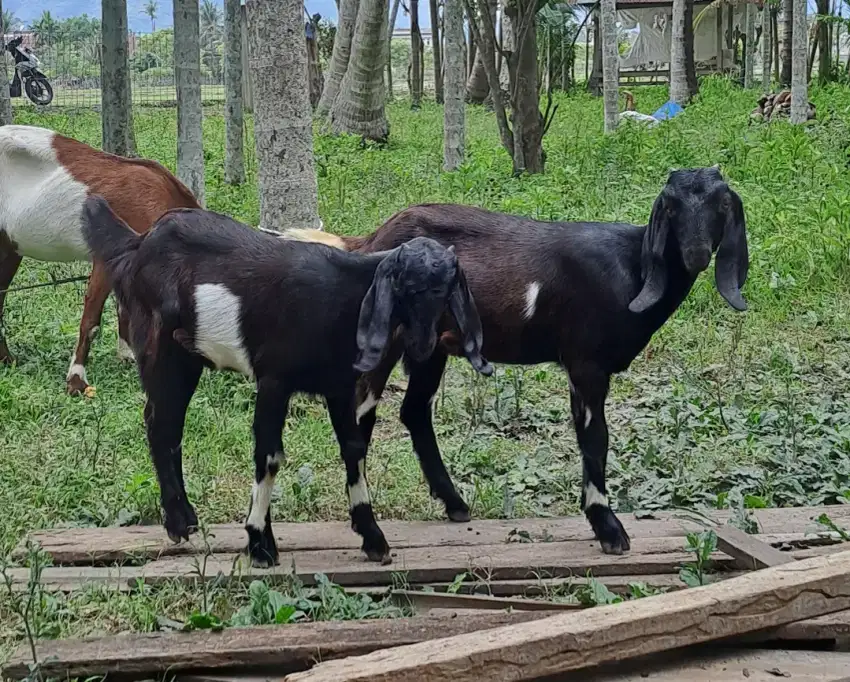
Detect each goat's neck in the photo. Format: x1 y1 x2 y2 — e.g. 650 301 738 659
646 235 699 329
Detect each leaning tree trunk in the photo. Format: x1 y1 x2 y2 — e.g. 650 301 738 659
790 0 808 123
101 0 134 156
174 0 205 205
247 0 320 230
318 0 359 116
330 0 390 141
443 0 465 170
761 6 772 91
781 0 793 86
669 0 689 105
744 2 755 87
387 0 401 99
600 0 619 133
223 0 244 185
430 0 444 102
0 0 14 125
411 0 423 108
683 0 698 97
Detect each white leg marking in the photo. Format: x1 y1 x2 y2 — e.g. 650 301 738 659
348 459 371 508
584 481 609 509
523 281 541 321
355 392 378 424
194 283 254 378
247 453 282 531
584 406 592 428
66 359 88 384
117 334 136 363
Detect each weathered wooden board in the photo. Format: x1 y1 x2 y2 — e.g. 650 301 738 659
284 549 850 682
0 611 554 680
389 589 581 612
715 526 795 570
16 506 848 565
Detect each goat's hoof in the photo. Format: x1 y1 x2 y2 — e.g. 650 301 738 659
587 506 631 555
164 504 199 544
446 504 471 523
66 374 89 396
246 525 280 567
361 538 392 564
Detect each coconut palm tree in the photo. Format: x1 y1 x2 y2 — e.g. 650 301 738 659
789 0 806 122
143 0 159 32
670 0 689 104
318 0 359 115
601 0 618 132
31 11 60 46
200 0 223 80
173 0 205 204
2 8 21 32
443 0 464 170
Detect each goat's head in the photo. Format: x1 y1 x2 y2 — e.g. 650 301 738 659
354 237 493 376
629 166 749 314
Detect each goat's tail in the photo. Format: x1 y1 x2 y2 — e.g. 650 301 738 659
81 194 142 286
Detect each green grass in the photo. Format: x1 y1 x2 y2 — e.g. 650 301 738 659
2 77 850 660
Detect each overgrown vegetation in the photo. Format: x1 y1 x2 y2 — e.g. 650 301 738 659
2 78 850 661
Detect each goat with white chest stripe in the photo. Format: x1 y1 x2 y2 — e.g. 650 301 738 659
80 196 492 567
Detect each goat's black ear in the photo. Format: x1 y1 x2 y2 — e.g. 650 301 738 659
354 264 394 373
448 267 494 376
629 194 670 314
714 188 749 311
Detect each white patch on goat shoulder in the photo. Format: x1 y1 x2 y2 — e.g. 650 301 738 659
0 125 90 262
348 460 371 509
584 482 609 509
193 283 254 378
584 407 592 428
355 392 378 424
523 281 541 321
66 361 88 384
117 334 136 363
247 453 282 531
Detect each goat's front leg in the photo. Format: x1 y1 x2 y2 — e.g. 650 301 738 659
568 366 631 555
327 393 391 564
245 377 290 568
116 300 136 364
141 341 204 543
0 236 22 364
67 263 111 395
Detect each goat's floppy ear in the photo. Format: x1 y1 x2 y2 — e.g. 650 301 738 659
714 188 749 311
354 262 395 373
448 267 494 376
629 193 670 313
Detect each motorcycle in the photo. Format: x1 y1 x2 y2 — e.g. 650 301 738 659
5 36 53 106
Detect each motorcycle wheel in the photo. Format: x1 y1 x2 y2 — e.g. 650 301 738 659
25 78 53 106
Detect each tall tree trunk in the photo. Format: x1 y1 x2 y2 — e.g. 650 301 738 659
307 19 324 108
508 0 543 173
430 0 444 102
387 0 401 99
467 17 476 76
443 0 465 170
669 0 689 105
772 8 780 81
790 0 808 122
600 0 618 132
761 6 772 91
318 0 359 116
247 0 320 230
499 1 512 92
781 0 793 86
816 0 831 82
174 0 205 205
466 0 495 102
223 0 244 185
744 2 755 87
330 0 390 141
0 0 10 125
102 0 133 156
588 13 603 95
683 0 698 97
411 0 422 107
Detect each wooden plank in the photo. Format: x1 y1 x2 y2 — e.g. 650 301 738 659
16 506 849 565
1 611 555 681
389 589 581 612
283 549 850 682
715 526 796 570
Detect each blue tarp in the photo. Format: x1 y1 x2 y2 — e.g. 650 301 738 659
651 100 684 121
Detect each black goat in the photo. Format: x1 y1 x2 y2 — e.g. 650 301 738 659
80 195 492 567
305 167 750 555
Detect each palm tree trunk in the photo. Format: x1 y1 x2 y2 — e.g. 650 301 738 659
772 8 780 77
411 0 422 107
0 0 13 125
223 0 244 185
387 0 401 99
318 0 359 116
443 0 465 170
174 0 205 205
744 2 755 87
781 0 793 86
600 0 618 133
790 0 808 123
669 0 688 105
247 0 320 230
330 0 390 141
683 0 698 97
816 0 831 83
761 6 772 91
510 0 544 174
430 0 444 102
102 0 133 156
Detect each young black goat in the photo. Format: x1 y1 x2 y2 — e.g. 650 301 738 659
80 195 492 567
296 167 750 555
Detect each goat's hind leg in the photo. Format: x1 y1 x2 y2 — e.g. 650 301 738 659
0 233 22 364
327 392 391 564
568 366 630 555
401 352 469 522
245 377 291 568
67 262 111 395
141 339 204 543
